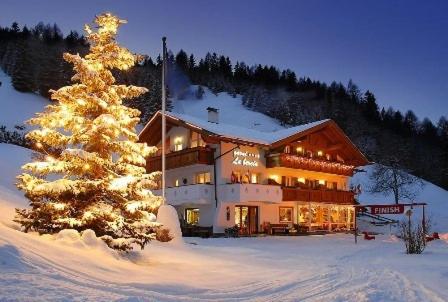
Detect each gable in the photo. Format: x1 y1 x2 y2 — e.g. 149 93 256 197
270 120 369 166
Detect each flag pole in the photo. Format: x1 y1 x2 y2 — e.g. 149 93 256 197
161 37 167 204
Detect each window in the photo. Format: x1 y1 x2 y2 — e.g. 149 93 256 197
250 173 259 184
282 176 296 187
190 132 205 148
284 145 291 154
279 207 293 223
174 179 180 187
174 137 183 151
196 172 211 184
185 208 200 225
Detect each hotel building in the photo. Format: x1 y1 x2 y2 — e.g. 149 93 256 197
139 108 369 235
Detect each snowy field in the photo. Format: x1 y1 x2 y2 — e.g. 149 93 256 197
1 74 448 301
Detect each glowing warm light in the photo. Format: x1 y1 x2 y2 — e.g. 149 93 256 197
318 179 325 185
15 13 163 252
317 150 323 156
296 146 303 153
270 175 279 182
297 177 305 184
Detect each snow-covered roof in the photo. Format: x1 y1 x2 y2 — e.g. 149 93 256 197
142 110 330 146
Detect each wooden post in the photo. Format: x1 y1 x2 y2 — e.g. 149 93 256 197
308 202 312 232
422 204 426 234
354 206 357 244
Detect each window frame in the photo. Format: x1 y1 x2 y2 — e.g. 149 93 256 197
279 206 294 223
185 208 200 225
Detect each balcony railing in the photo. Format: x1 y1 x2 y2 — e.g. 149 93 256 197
266 153 355 176
146 146 214 173
218 183 283 204
153 184 213 206
282 187 355 204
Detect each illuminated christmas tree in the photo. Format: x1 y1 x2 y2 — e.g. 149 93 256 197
15 13 163 251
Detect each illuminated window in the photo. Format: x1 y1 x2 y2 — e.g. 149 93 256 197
250 173 259 184
174 179 180 187
196 172 211 184
317 150 323 157
174 137 183 151
185 208 200 225
296 146 303 154
190 132 205 148
283 176 296 187
318 179 326 186
297 177 305 184
284 145 291 153
279 207 293 223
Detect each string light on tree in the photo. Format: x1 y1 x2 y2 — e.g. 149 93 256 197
15 13 163 252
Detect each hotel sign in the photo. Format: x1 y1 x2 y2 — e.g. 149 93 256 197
232 149 260 167
370 204 404 215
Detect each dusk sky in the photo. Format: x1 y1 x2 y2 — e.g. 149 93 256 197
1 0 447 122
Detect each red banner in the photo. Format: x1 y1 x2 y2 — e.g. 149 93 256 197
370 204 405 215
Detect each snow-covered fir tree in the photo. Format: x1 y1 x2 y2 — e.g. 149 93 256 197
15 13 163 251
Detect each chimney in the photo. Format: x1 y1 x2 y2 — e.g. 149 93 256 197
207 107 219 124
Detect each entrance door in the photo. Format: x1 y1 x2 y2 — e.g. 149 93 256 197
235 206 258 235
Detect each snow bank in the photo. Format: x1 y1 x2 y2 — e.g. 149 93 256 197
156 204 183 244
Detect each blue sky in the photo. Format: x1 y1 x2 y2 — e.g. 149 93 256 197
1 0 446 122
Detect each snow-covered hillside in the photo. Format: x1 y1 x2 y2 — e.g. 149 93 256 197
0 70 49 130
352 164 448 232
173 86 284 132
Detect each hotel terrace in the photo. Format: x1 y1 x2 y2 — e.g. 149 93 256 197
139 108 369 236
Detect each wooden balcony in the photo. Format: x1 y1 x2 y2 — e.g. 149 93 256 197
146 146 214 173
282 187 355 204
266 153 355 176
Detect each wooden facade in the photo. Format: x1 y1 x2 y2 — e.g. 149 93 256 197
282 187 355 204
146 146 214 173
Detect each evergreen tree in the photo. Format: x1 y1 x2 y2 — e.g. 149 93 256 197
15 13 162 251
403 110 419 134
11 38 35 92
362 90 379 121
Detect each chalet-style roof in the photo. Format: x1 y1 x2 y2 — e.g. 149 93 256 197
139 111 369 166
140 111 329 145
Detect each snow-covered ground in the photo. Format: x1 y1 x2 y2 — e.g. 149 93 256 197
1 74 448 301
